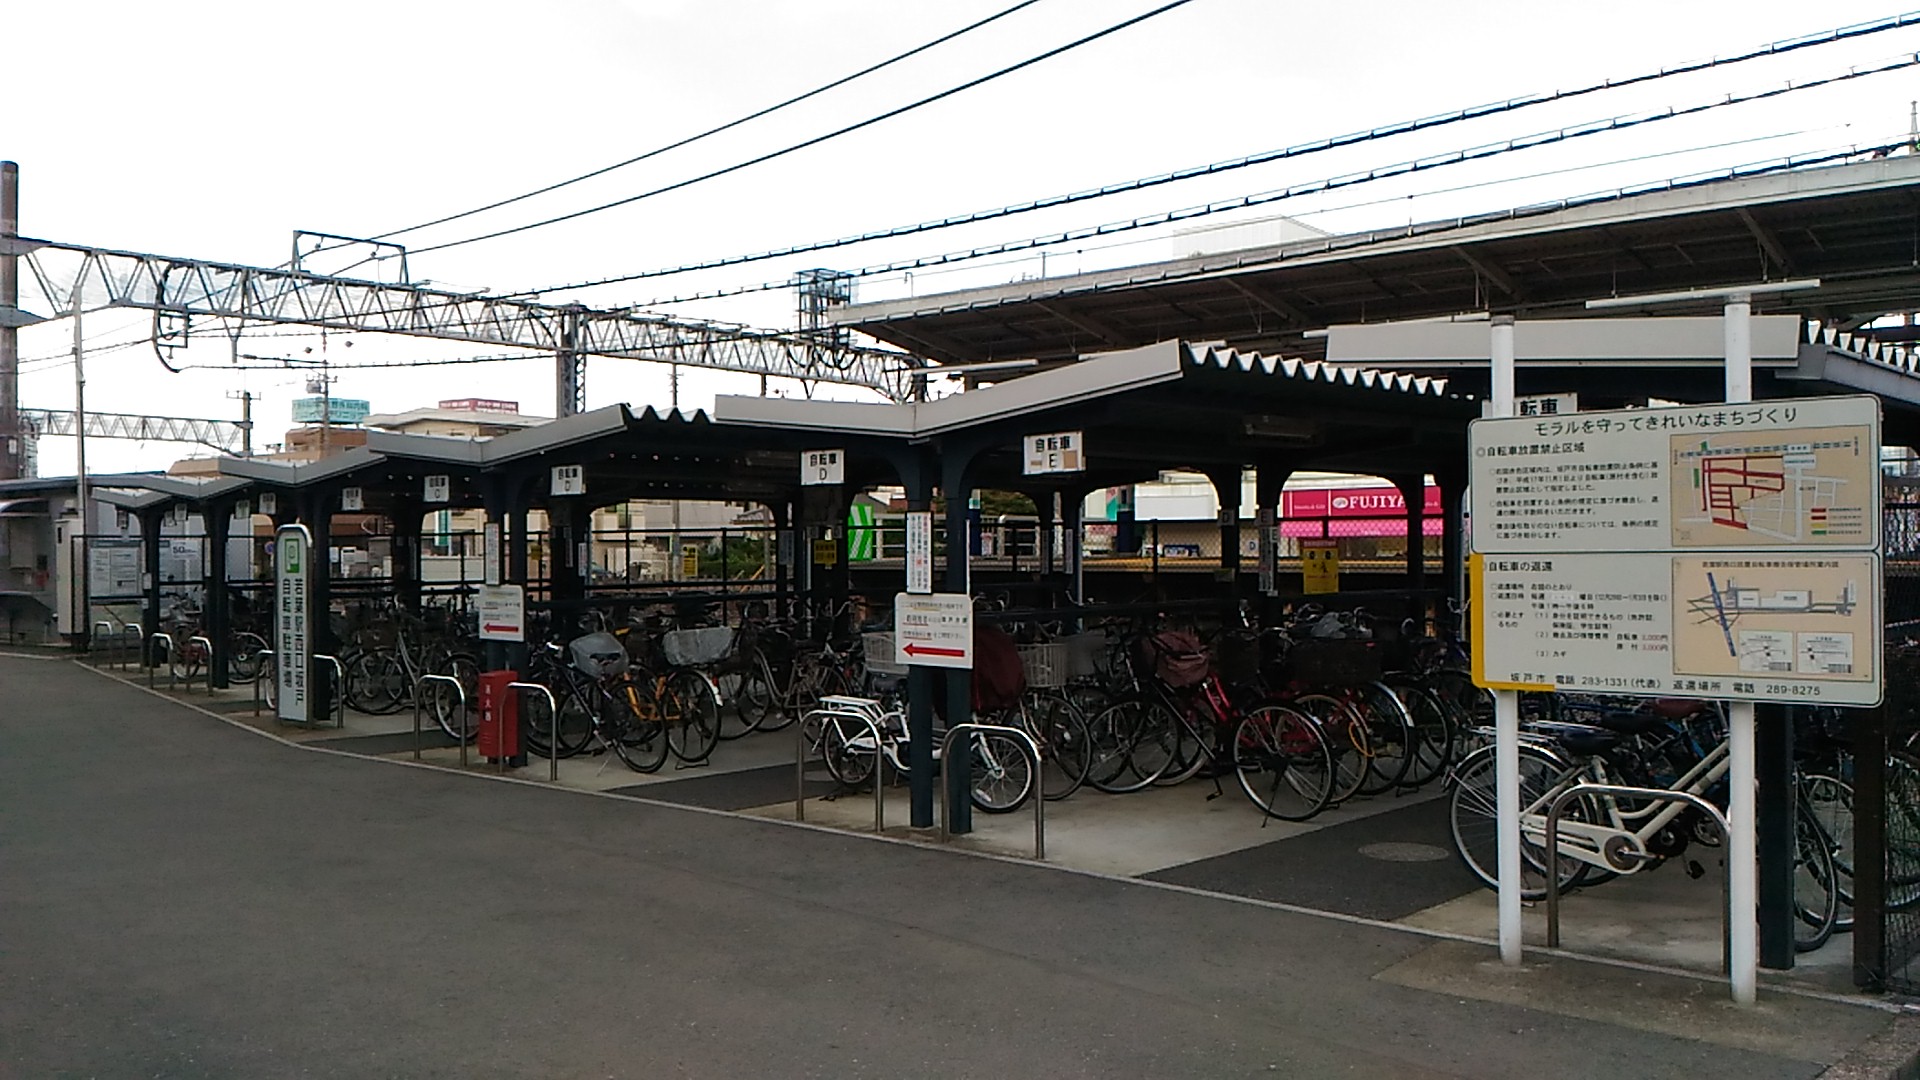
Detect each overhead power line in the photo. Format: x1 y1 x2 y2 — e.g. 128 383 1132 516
516 10 1920 299
409 0 1206 255
364 0 1050 244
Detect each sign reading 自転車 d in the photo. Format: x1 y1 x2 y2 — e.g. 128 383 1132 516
801 450 844 486
275 523 313 724
1470 395 1882 706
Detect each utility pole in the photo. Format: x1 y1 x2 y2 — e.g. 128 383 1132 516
227 390 255 457
70 287 88 537
1 162 20 480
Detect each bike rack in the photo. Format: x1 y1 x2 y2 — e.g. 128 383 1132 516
185 636 214 693
251 650 275 716
147 632 174 689
938 723 1045 860
313 654 346 728
1544 782 1731 981
795 697 887 835
92 621 114 667
120 624 141 670
506 682 559 782
412 674 467 762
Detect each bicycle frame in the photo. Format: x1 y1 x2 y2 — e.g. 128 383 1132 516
1523 736 1733 874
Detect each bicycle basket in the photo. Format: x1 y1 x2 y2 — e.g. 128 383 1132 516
569 631 630 678
863 632 907 676
1145 629 1210 688
661 626 735 667
1018 642 1069 689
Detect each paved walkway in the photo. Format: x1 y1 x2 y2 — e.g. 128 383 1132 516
0 655 1900 1078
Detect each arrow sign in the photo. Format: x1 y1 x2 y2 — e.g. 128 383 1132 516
903 642 965 658
482 624 517 634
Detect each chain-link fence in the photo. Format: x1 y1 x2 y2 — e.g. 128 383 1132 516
1881 489 1920 993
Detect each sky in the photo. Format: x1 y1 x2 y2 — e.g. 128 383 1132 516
10 0 1920 475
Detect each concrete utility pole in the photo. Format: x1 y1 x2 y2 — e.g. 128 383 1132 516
228 390 255 457
1 161 21 480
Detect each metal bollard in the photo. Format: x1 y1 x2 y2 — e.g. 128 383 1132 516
147 633 174 690
797 705 886 834
506 682 559 782
92 621 114 666
252 650 275 716
938 723 1044 860
120 624 141 670
314 654 346 728
412 674 467 762
185 636 213 693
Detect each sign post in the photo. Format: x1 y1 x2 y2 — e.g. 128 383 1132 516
274 523 313 725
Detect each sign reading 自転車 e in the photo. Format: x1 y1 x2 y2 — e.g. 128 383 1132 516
1022 431 1084 475
1470 395 1883 705
275 524 313 724
893 592 972 669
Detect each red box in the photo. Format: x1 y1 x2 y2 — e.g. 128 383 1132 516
476 670 521 760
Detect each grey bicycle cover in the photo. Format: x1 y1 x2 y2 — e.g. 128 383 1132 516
569 632 629 678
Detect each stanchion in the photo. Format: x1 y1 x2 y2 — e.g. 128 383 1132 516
412 674 467 762
506 682 559 781
252 649 275 716
314 654 345 728
938 723 1044 859
186 636 213 693
92 621 113 666
147 633 173 690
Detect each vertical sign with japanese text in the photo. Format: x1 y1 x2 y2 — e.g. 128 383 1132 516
905 510 933 594
275 523 312 725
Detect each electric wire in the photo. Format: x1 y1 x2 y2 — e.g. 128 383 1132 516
360 0 1051 244
509 9 1920 299
407 0 1206 255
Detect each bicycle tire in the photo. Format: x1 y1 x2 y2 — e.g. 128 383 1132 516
1793 798 1840 952
969 729 1035 814
820 714 879 788
228 632 270 683
1353 681 1414 795
1086 698 1174 794
1234 704 1334 822
1024 690 1090 802
1448 743 1595 900
665 670 721 763
345 649 405 715
1394 683 1454 789
430 653 481 741
607 681 669 773
712 668 756 741
1291 693 1371 805
1154 697 1213 787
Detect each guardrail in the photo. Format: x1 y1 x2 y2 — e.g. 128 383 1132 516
1544 783 1731 984
251 650 275 716
506 681 559 782
939 723 1044 860
795 696 887 834
412 674 467 763
146 633 174 689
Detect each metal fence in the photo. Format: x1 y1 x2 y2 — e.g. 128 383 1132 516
1872 496 1920 993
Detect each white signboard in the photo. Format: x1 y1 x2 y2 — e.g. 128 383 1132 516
1471 394 1883 705
1473 552 1882 706
341 487 365 512
1518 392 1578 417
275 524 313 724
1023 431 1084 475
1470 395 1880 555
905 510 933 595
88 543 142 598
476 584 527 642
257 492 277 517
801 449 844 486
551 464 585 496
424 475 450 504
483 521 503 586
232 500 251 521
893 592 973 669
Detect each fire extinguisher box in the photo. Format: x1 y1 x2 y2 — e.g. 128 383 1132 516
476 670 521 760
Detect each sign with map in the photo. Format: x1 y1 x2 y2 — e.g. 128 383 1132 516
1470 395 1882 704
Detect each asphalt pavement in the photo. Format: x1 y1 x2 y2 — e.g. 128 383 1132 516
0 654 1894 1079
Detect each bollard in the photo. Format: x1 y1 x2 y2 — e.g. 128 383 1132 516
939 723 1044 860
186 636 213 693
147 633 174 690
252 650 275 716
412 674 467 763
506 682 559 782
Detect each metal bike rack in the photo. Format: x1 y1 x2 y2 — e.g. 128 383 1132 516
1544 782 1732 981
795 697 887 835
92 621 114 667
313 654 346 728
120 624 141 670
251 650 275 716
938 723 1045 860
185 636 214 693
412 674 467 762
506 682 559 782
147 632 174 689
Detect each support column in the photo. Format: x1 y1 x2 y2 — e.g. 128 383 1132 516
1205 466 1245 599
549 497 589 614
896 452 938 830
304 490 336 721
1723 293 1760 1005
941 447 979 836
1757 712 1797 969
1436 468 1468 627
1256 461 1295 619
204 498 234 690
1062 490 1085 615
1036 491 1057 579
1391 474 1427 629
140 508 163 668
390 495 423 615
771 500 792 620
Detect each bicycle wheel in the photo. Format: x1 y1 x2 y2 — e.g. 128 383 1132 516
820 714 879 788
228 631 270 683
607 681 669 773
525 681 596 760
1353 682 1414 795
1793 799 1840 952
1024 690 1090 802
345 649 406 715
1234 704 1334 821
1448 744 1593 900
664 670 721 763
745 653 793 733
1394 683 1454 789
1801 774 1854 933
430 652 481 741
1087 698 1175 794
1428 668 1494 732
969 729 1035 814
712 667 756 741
1154 697 1213 787
1292 693 1371 805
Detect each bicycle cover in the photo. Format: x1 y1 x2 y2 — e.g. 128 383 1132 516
569 631 630 678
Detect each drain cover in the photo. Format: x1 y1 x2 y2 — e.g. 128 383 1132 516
1358 841 1450 863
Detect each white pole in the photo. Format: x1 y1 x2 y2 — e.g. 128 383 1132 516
1723 293 1759 1005
1489 314 1524 967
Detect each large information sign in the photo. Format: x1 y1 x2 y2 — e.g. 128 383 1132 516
893 592 973 669
275 523 313 724
1470 395 1882 705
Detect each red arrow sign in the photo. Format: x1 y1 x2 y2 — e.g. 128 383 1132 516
483 623 519 633
903 642 966 658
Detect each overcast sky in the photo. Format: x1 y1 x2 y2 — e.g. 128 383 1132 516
11 0 1920 474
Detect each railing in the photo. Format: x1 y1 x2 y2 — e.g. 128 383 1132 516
412 674 467 763
939 723 1044 860
506 682 560 782
1543 783 1732 988
146 632 174 689
794 695 888 834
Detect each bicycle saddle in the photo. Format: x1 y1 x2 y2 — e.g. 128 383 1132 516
1595 709 1672 736
1528 720 1620 756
